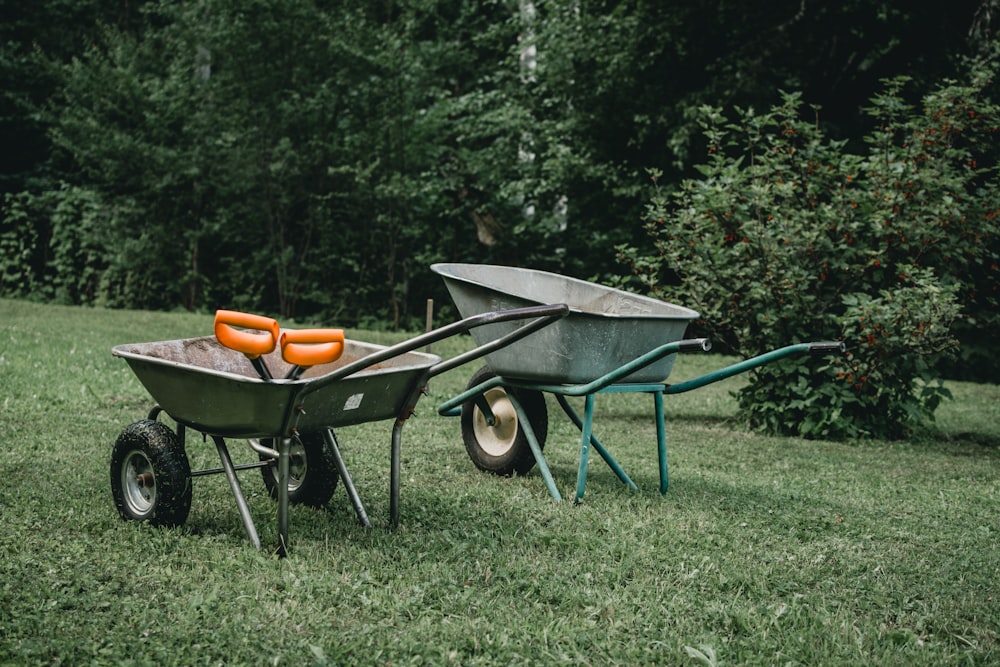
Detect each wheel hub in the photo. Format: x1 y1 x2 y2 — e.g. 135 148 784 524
122 449 156 516
474 388 519 457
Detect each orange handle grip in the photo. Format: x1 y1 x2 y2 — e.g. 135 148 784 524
280 328 345 367
214 310 280 358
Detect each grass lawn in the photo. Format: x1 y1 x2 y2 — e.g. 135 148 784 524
1 298 997 665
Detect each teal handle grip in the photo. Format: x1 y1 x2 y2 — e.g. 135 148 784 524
678 338 712 353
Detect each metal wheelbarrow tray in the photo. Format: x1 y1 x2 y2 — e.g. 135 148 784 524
111 304 567 555
432 262 700 383
433 263 845 503
114 337 439 438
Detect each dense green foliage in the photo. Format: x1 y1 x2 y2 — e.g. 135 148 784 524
2 0 994 326
618 56 1000 438
2 0 644 324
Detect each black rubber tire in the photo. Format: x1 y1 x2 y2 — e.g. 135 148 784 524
460 366 548 477
110 419 192 527
259 431 339 507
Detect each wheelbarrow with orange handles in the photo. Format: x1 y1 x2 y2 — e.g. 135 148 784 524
110 304 568 556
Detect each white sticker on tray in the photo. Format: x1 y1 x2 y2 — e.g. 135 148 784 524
344 393 364 410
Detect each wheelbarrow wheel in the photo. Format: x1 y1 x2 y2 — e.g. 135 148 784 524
259 431 339 507
461 366 547 477
110 419 192 527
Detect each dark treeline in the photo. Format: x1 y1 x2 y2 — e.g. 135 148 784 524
1 0 994 329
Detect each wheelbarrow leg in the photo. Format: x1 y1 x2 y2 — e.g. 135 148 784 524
390 384 430 529
554 394 637 501
574 394 597 504
654 390 669 494
276 436 291 557
212 436 262 551
390 418 404 528
322 429 370 528
506 392 562 502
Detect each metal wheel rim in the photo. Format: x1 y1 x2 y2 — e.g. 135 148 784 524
473 387 519 457
271 439 307 492
122 449 156 517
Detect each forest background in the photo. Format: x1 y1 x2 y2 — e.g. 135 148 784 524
1 1 997 399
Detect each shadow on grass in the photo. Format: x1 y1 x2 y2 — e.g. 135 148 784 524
940 431 1000 449
175 486 374 548
910 427 1000 452
585 412 1000 463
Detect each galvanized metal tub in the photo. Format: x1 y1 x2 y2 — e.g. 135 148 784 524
113 336 440 439
432 263 698 383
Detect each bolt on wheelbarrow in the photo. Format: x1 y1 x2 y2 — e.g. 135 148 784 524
110 302 568 555
432 263 846 503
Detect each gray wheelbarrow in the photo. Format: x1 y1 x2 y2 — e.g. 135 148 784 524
433 263 845 503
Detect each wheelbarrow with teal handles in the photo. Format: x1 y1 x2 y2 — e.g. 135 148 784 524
432 263 845 503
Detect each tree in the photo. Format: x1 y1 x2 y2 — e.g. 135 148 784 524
2 0 996 345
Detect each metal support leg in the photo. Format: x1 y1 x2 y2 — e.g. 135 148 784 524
212 436 261 551
654 391 669 494
323 429 370 528
555 394 636 494
276 436 291 557
574 394 597 504
390 384 429 529
390 419 404 528
507 393 562 502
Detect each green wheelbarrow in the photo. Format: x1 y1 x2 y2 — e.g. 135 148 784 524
111 302 568 555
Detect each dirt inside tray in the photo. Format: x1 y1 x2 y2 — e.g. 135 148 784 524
123 336 427 379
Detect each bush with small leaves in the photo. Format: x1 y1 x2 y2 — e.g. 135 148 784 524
618 55 998 439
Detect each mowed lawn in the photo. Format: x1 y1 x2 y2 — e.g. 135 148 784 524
1 298 997 666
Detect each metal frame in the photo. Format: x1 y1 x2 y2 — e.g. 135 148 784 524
439 340 845 503
122 304 569 556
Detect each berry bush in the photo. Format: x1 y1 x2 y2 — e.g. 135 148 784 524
618 57 998 439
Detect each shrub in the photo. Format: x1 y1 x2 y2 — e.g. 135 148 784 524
618 57 998 439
